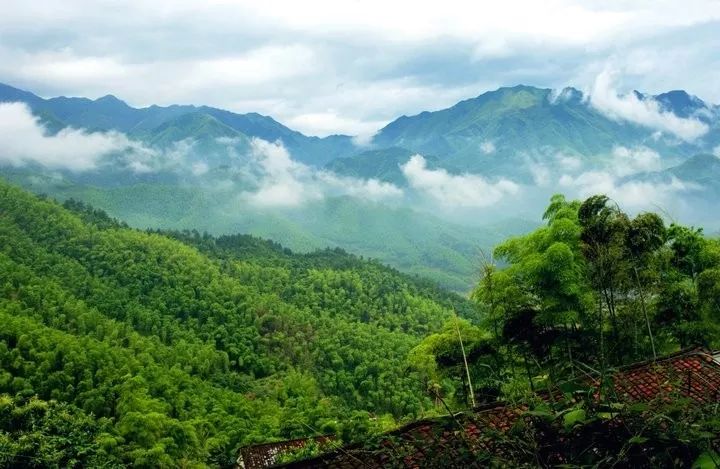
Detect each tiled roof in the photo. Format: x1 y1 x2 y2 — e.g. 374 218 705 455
237 435 334 469
276 348 720 468
611 349 720 404
274 405 531 468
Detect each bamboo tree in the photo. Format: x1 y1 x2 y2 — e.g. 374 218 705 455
454 308 476 408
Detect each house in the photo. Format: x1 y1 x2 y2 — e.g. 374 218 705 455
272 348 720 468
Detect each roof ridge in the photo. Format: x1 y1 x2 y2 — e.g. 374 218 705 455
238 434 333 451
616 347 712 373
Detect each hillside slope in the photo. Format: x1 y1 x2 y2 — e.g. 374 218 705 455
2 171 515 291
0 179 474 466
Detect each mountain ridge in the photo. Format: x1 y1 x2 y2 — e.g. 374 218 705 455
0 82 358 165
3 81 718 169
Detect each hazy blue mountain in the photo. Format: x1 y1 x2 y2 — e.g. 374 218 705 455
45 94 142 131
373 86 633 162
666 153 720 183
625 154 720 223
200 107 358 164
654 90 711 119
4 81 718 176
0 82 44 106
638 89 719 151
629 153 720 188
0 82 358 165
136 112 243 143
370 85 717 180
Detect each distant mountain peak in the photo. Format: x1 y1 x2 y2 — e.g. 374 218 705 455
498 84 548 92
549 86 584 104
0 82 43 105
96 94 124 104
654 90 707 118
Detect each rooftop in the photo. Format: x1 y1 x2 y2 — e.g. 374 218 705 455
237 435 334 469
272 348 720 468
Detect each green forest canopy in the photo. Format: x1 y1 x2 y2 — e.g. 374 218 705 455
1 180 720 467
0 179 474 467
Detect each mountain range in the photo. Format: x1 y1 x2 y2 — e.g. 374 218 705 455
0 82 355 166
1 81 719 290
4 82 718 172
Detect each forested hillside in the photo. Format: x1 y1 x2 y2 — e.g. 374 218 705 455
0 179 474 467
3 170 518 292
2 177 720 467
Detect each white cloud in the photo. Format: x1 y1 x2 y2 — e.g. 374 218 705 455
1 1 719 137
555 153 583 171
285 112 384 142
558 145 693 210
714 145 720 157
215 136 245 146
191 45 316 88
242 139 319 207
317 172 403 201
480 140 496 154
191 161 209 176
588 68 709 141
524 152 583 188
559 170 694 210
0 102 135 171
548 87 580 104
400 154 519 207
242 138 402 207
611 145 661 176
0 102 206 174
529 162 551 186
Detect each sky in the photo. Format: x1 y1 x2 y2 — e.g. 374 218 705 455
1 0 720 137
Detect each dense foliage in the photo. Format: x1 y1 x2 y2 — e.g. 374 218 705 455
5 169 516 292
2 180 720 467
0 179 475 467
403 193 720 465
412 194 720 406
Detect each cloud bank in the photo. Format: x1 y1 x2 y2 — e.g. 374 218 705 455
559 145 693 210
400 154 519 207
242 139 402 207
480 141 496 154
0 105 402 208
560 171 693 211
588 68 709 141
0 102 200 174
0 102 135 171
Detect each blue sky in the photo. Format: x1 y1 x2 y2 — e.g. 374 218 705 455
1 0 719 137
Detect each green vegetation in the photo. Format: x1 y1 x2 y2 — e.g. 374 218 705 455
400 193 720 465
2 175 720 466
411 193 720 407
0 179 476 467
5 169 526 292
